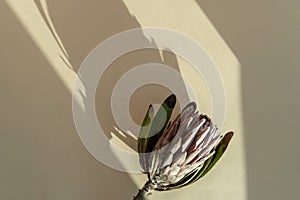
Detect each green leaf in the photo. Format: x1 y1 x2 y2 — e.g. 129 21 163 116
137 94 176 172
193 131 234 182
138 105 154 172
145 94 176 153
138 105 154 153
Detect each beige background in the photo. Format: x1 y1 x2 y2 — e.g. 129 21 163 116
0 0 299 200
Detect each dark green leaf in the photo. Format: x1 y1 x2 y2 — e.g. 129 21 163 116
138 105 154 153
145 94 176 153
138 105 154 172
193 131 234 182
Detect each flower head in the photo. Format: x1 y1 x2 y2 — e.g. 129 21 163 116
137 94 234 193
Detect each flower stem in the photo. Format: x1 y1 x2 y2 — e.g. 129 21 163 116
133 180 155 200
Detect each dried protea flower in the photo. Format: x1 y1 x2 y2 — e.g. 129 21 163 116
134 94 234 200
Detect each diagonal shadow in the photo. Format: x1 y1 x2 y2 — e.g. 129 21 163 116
33 0 189 151
0 1 140 200
0 0 190 199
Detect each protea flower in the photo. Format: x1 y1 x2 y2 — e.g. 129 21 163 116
134 94 234 200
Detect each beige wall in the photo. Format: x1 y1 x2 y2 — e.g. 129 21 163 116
196 1 300 200
0 0 298 200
